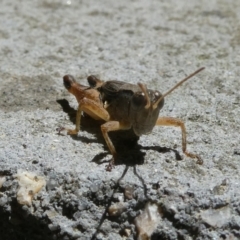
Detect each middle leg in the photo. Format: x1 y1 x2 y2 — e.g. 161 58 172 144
101 121 131 170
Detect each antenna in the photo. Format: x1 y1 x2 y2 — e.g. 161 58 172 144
153 67 205 109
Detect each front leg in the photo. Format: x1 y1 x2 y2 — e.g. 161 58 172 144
156 117 203 164
101 121 131 170
64 98 110 135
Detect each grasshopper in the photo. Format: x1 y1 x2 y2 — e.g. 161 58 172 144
62 68 204 171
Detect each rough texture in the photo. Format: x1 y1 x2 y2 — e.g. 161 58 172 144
0 0 240 239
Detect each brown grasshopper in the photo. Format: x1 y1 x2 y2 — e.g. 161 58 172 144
62 68 204 171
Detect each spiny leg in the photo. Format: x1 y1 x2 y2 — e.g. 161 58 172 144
61 98 110 135
57 104 82 135
66 104 82 135
156 117 203 164
101 121 131 171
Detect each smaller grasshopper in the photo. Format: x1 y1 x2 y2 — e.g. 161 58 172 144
62 68 204 171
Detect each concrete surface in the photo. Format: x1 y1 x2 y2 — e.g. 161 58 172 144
0 0 240 239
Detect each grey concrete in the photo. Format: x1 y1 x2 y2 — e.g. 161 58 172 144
0 0 240 239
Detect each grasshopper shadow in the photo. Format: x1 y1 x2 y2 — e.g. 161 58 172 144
91 132 182 167
57 99 182 166
90 165 151 240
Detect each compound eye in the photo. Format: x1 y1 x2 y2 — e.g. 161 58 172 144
132 92 146 109
153 91 162 101
153 91 164 109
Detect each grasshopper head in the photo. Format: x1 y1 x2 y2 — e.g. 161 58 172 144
130 83 164 136
130 67 205 136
